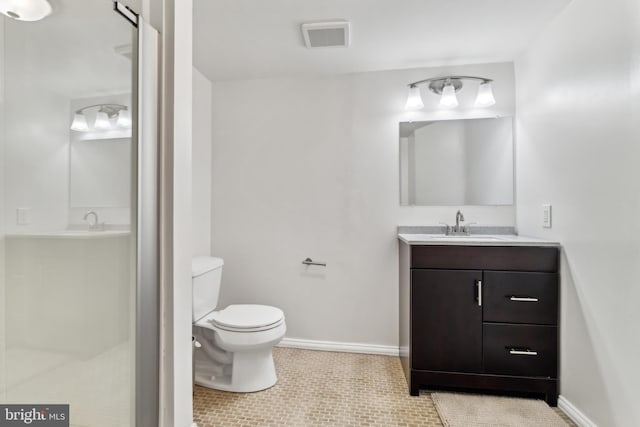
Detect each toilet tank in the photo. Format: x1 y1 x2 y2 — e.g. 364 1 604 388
192 256 224 322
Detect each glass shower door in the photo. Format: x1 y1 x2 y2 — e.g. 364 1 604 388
0 1 140 425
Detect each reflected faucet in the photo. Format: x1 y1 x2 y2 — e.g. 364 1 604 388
83 210 103 231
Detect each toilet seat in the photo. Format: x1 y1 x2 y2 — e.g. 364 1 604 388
202 304 285 332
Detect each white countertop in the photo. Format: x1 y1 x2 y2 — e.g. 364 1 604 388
398 233 560 247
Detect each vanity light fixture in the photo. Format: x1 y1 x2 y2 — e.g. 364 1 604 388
0 0 52 21
116 108 132 128
404 86 424 110
440 82 459 108
474 81 496 107
70 113 90 132
94 111 112 130
404 76 496 110
70 104 131 132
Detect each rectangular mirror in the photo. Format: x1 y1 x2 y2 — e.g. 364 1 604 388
70 138 131 208
399 117 514 206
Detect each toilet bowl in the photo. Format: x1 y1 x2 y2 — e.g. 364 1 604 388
191 257 286 393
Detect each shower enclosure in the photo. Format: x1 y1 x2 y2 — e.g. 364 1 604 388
0 1 158 425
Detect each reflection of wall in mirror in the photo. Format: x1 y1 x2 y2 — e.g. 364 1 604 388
413 121 466 205
0 18 5 395
465 118 513 205
399 136 411 205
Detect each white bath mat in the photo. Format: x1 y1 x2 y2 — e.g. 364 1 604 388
431 392 568 427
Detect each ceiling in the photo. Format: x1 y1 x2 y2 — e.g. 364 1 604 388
193 0 571 82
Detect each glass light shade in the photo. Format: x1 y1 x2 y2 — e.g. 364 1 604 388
0 0 52 21
94 111 112 130
440 84 459 108
116 109 132 128
475 81 496 107
70 113 89 132
405 86 424 110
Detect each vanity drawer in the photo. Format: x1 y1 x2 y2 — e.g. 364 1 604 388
483 271 558 325
483 324 557 378
411 246 559 272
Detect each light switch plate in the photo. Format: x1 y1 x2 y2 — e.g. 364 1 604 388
16 208 31 225
542 204 552 228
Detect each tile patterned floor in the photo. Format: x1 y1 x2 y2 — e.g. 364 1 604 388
193 347 575 427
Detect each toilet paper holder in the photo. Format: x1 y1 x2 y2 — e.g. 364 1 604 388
302 257 327 267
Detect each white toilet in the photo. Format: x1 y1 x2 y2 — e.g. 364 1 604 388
191 256 286 393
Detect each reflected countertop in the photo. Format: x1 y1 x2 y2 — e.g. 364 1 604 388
5 230 130 239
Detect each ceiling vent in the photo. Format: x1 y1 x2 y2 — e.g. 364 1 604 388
301 21 351 48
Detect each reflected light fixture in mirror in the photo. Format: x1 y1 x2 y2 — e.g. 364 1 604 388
116 108 132 128
94 111 112 130
0 0 52 21
70 104 131 132
404 75 495 110
70 113 89 132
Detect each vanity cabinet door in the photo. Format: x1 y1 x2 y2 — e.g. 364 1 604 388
411 269 483 373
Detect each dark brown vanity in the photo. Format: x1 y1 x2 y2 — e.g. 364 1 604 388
399 238 560 405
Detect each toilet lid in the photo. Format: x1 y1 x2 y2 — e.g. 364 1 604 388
209 304 284 330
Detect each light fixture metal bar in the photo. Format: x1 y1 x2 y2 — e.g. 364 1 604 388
408 75 493 88
75 103 128 117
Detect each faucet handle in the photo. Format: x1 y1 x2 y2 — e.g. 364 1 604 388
463 222 477 233
439 222 452 235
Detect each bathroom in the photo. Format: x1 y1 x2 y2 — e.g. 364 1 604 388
1 0 640 426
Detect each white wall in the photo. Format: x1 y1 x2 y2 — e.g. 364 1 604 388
192 68 212 256
211 62 515 346
515 0 640 425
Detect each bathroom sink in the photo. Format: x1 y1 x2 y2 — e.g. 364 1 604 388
430 235 506 241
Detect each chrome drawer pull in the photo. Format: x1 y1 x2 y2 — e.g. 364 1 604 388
509 296 539 302
509 348 538 356
477 280 482 307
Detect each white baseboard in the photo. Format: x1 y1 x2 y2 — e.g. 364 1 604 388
558 395 597 427
278 337 399 357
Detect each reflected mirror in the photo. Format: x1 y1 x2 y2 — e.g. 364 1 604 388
399 117 514 206
70 137 131 208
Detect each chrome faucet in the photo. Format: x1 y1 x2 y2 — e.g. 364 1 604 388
83 210 104 231
441 210 475 236
455 210 465 232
